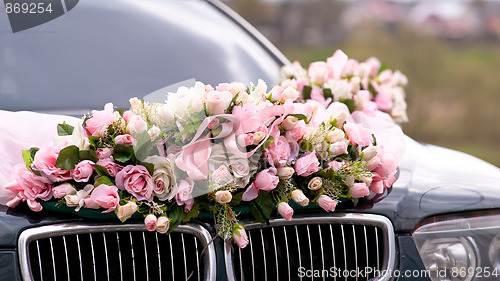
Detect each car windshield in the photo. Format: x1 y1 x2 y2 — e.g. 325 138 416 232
0 0 283 114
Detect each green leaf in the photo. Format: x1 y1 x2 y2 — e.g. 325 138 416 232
113 145 135 164
379 62 389 73
88 136 100 148
94 176 114 187
262 136 275 150
288 114 308 122
299 140 314 152
138 161 154 176
79 150 98 163
341 98 355 113
22 148 38 170
55 145 80 170
57 123 74 136
323 88 333 100
249 191 273 223
229 192 243 206
302 85 312 100
167 204 185 234
134 131 153 162
182 201 200 223
94 165 111 177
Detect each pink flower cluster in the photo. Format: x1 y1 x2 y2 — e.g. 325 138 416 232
4 66 403 248
280 49 409 123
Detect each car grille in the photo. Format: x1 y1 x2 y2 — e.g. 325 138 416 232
18 223 216 281
225 214 395 281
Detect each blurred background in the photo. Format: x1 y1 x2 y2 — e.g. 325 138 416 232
223 0 500 167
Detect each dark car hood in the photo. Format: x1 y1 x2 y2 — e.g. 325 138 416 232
357 136 500 232
2 136 500 247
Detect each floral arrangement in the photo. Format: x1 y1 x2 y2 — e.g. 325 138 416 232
4 52 402 249
280 49 409 123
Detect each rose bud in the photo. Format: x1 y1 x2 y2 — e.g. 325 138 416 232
278 202 294 221
215 190 232 204
156 216 171 234
308 177 323 191
144 214 157 232
291 189 309 207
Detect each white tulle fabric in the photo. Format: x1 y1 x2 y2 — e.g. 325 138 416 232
0 110 79 205
350 111 406 162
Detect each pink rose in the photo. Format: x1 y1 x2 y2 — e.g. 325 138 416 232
116 165 154 202
265 136 291 167
5 164 53 211
278 202 294 221
96 158 124 177
122 110 135 123
344 122 373 148
32 146 72 182
237 134 254 147
206 90 233 115
326 160 343 171
144 214 157 232
233 225 249 249
285 120 307 142
85 103 115 137
328 140 348 156
115 134 137 146
374 89 393 112
85 184 120 213
96 148 113 159
349 183 370 198
53 183 76 199
308 61 329 85
126 115 148 136
208 118 220 129
294 151 320 177
268 85 284 102
254 168 279 191
317 195 338 212
370 180 384 194
175 179 194 207
73 160 95 182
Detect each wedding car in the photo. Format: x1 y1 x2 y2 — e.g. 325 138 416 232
2 0 500 281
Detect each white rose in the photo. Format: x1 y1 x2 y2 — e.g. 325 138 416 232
279 87 299 103
157 104 175 124
156 216 170 234
325 80 351 101
277 167 295 179
308 177 323 191
144 155 177 201
148 126 161 141
392 70 408 87
229 82 246 97
206 90 233 115
281 116 298 131
65 185 93 212
215 190 232 204
53 120 90 150
325 102 350 127
291 189 309 207
129 97 142 113
361 145 378 161
350 76 361 94
116 201 138 220
326 128 345 143
126 115 148 136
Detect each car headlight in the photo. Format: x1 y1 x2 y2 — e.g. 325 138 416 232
413 211 500 281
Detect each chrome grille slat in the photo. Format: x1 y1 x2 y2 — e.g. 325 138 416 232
89 234 96 281
49 238 56 281
102 233 110 281
62 236 70 281
168 233 175 280
260 229 268 281
154 232 162 281
318 225 325 281
19 223 216 281
295 226 302 281
227 213 395 281
283 226 291 281
271 227 279 281
142 232 149 281
116 232 124 281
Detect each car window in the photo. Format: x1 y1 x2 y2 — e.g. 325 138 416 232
0 0 283 114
